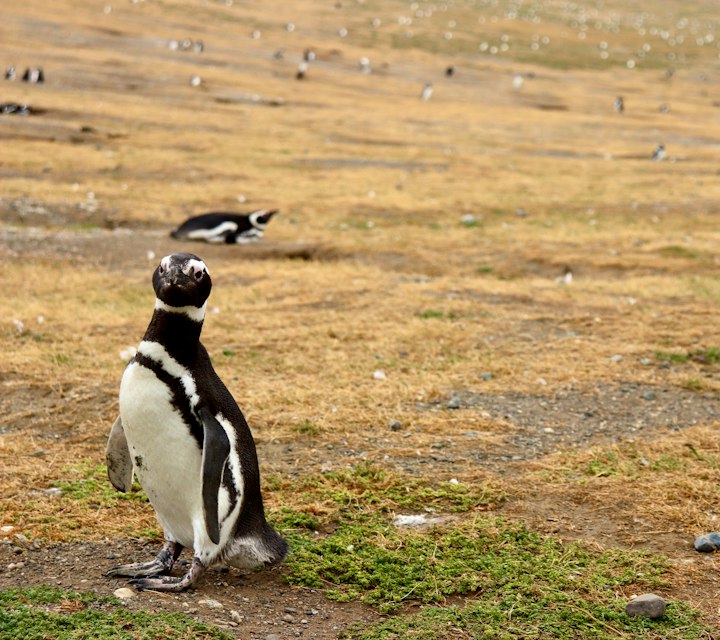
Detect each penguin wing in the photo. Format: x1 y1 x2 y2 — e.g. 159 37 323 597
106 416 134 492
199 407 231 545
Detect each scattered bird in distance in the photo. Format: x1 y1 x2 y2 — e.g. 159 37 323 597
420 83 433 101
22 67 44 83
614 96 624 113
651 144 666 161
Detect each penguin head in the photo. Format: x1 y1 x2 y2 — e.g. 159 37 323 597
249 209 278 230
153 253 212 309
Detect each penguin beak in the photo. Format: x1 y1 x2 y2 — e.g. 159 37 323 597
164 264 188 286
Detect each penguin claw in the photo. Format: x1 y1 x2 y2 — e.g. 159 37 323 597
128 576 192 592
105 561 166 578
126 557 207 592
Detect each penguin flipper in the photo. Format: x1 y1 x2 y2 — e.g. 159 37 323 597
199 407 231 545
106 416 134 492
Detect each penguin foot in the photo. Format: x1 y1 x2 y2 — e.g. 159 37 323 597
106 540 183 578
129 557 207 592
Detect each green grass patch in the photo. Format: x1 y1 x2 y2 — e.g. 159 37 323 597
268 462 503 529
417 309 459 320
284 515 669 614
656 348 720 365
342 596 708 640
0 586 232 639
52 462 148 507
292 419 323 436
271 464 710 637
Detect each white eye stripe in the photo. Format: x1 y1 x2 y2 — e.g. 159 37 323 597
183 258 207 277
160 256 172 271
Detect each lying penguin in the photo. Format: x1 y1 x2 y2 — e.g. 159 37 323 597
106 252 287 591
170 209 278 244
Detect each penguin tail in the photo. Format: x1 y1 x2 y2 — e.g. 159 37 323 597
225 522 288 569
261 521 289 566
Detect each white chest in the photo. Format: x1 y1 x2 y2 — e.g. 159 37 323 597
119 361 203 547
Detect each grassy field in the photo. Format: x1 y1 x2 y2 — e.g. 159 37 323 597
2 0 720 637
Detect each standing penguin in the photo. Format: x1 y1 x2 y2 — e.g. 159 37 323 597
106 253 287 591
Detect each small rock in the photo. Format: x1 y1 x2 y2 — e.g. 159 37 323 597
625 593 666 619
642 391 656 401
388 420 402 431
480 372 493 381
282 613 295 623
446 396 461 410
199 598 223 609
609 354 624 363
640 358 652 365
230 610 244 624
372 369 386 380
44 487 63 498
7 562 25 570
113 587 136 600
265 634 281 640
694 532 720 553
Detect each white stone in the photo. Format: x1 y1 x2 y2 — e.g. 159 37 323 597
199 598 224 609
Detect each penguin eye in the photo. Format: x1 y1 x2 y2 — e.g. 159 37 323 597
158 264 165 274
194 269 204 280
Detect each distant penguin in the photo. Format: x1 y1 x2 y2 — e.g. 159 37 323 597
296 62 308 80
445 65 454 77
21 67 44 83
614 96 624 113
420 83 433 101
5 66 15 81
303 48 316 62
106 253 287 591
170 209 278 244
651 144 666 161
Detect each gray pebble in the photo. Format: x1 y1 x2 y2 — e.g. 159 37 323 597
447 396 462 410
694 532 720 553
625 593 666 619
609 354 624 363
388 420 402 431
641 391 656 401
480 372 493 381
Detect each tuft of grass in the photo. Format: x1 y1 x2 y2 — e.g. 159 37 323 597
0 586 233 640
292 419 323 436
